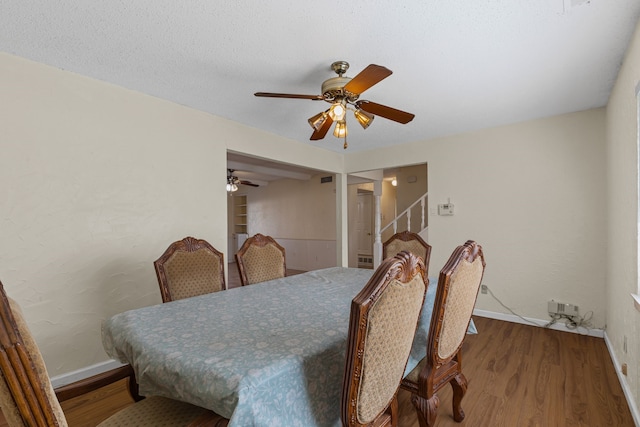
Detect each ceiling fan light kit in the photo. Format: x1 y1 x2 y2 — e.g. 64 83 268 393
255 61 415 149
227 169 259 193
226 177 238 193
354 108 374 129
328 101 347 121
308 110 329 131
333 120 347 138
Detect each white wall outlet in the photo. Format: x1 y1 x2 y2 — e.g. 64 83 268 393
548 300 579 317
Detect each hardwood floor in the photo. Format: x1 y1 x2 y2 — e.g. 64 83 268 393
398 317 634 426
59 379 135 426
1 316 634 426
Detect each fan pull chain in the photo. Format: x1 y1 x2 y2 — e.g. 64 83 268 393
343 134 348 149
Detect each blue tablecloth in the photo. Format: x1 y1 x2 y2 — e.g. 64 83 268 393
102 267 475 426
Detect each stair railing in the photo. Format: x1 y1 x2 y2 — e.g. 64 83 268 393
379 191 428 236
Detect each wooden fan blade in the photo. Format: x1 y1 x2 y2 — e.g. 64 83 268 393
254 92 323 100
239 180 259 187
356 100 415 124
343 64 392 95
310 115 334 140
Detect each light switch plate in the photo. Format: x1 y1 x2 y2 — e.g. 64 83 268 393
438 203 454 215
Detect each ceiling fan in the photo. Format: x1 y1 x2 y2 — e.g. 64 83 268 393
255 61 415 149
227 169 259 193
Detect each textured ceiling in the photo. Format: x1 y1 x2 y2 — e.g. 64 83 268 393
2 1 639 153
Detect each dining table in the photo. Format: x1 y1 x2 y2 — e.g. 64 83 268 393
102 266 476 427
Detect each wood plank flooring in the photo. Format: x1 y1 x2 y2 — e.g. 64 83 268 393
1 309 634 426
396 316 634 427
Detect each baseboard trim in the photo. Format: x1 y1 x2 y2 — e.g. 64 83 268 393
604 332 640 427
472 309 604 337
50 359 126 389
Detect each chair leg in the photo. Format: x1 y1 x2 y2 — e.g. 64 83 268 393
411 393 439 427
389 395 399 426
450 373 468 422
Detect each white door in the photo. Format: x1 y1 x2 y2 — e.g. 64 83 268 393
356 193 373 256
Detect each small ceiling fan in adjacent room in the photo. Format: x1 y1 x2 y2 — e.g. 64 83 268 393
255 61 415 149
227 169 259 193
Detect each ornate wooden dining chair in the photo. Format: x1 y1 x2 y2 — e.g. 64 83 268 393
0 279 229 427
382 230 432 267
400 240 486 427
342 251 428 427
154 236 226 302
235 233 286 286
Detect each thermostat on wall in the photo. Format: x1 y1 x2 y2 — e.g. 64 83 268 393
438 203 454 216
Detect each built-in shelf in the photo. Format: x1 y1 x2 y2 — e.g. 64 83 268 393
233 195 248 234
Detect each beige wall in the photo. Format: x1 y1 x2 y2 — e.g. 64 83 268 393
346 108 608 329
380 180 397 243
240 174 336 240
606 19 640 416
1 53 220 377
0 53 342 379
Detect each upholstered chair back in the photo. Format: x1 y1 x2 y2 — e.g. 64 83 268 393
342 251 427 427
154 237 226 302
431 241 485 362
401 240 485 427
382 231 431 268
235 234 286 286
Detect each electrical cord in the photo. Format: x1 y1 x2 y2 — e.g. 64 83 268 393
557 310 594 334
484 285 597 334
484 286 546 327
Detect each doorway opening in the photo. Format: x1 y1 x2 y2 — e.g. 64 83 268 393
356 189 374 268
347 163 428 268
